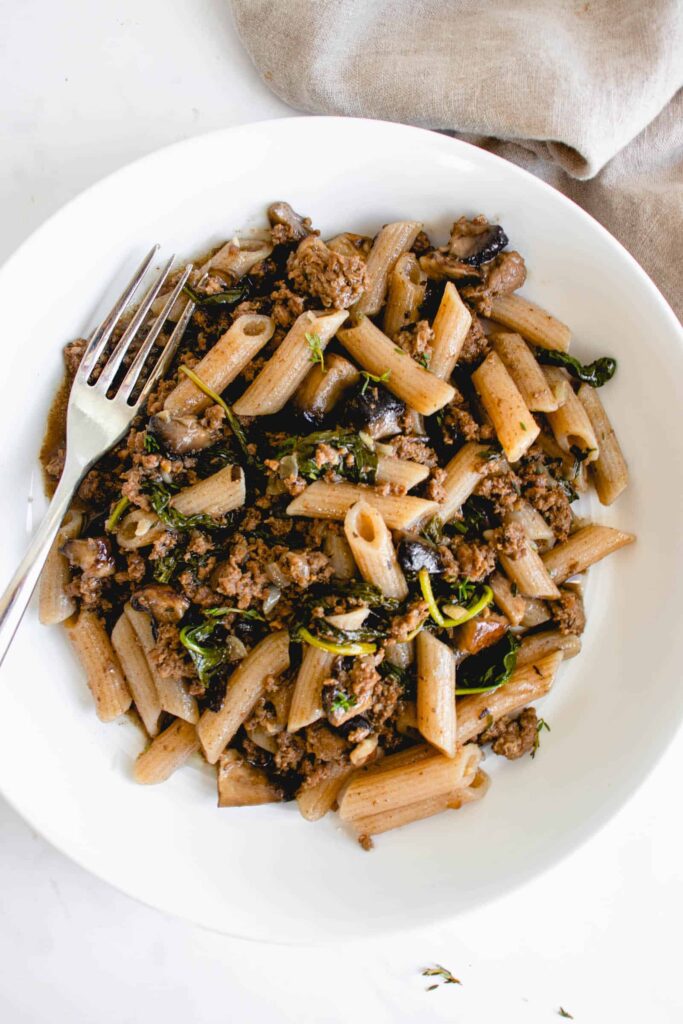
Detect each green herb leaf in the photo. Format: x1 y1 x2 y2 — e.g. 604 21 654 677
558 1009 574 1019
152 552 181 584
305 331 326 373
531 717 551 759
421 964 462 989
451 495 492 538
147 483 221 531
183 282 249 307
450 578 476 605
105 495 130 532
360 369 391 395
455 633 521 694
143 432 161 453
330 691 357 713
416 352 431 369
179 618 228 688
535 348 616 387
331 580 401 611
421 515 443 546
394 346 406 355
275 429 377 484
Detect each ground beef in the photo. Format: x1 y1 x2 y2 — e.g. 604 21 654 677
273 731 306 772
61 537 115 578
394 319 434 364
286 236 367 309
305 722 348 762
490 522 528 560
424 466 447 502
550 588 586 635
45 446 66 480
481 707 538 759
440 538 496 583
212 534 274 608
462 252 527 317
348 654 383 706
473 465 521 513
369 675 402 728
519 470 573 542
458 314 491 365
388 436 438 466
269 282 307 329
411 230 432 256
151 623 188 680
388 599 429 643
440 386 488 444
274 550 333 589
63 338 87 376
357 834 374 852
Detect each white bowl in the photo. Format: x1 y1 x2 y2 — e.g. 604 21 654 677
0 117 681 943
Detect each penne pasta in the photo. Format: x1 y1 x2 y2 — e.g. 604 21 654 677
492 332 559 411
217 750 284 807
344 500 408 600
209 237 273 281
429 282 472 380
286 480 439 531
385 639 414 669
489 570 527 626
542 524 635 583
383 252 426 339
456 651 563 744
233 309 348 416
417 630 456 758
516 630 582 667
438 442 492 524
488 294 571 351
337 317 455 416
520 597 552 628
111 613 162 736
472 351 540 462
170 464 245 517
197 630 290 764
116 510 166 550
354 220 422 316
497 535 561 599
133 719 199 784
288 608 369 733
164 314 275 415
505 500 556 550
349 768 489 836
323 532 357 580
124 603 198 724
543 368 599 462
294 353 360 419
578 384 629 504
376 454 430 492
38 510 83 625
65 610 132 722
296 762 357 821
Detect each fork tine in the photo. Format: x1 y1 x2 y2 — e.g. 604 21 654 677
94 255 176 393
116 263 194 404
79 245 159 378
133 293 198 411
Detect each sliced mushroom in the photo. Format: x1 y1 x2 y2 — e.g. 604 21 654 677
60 537 115 578
345 383 406 439
148 411 220 455
130 584 190 624
453 612 508 654
447 217 509 266
267 201 313 244
397 537 443 575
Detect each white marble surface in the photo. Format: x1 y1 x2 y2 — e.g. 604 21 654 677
1 2 681 1021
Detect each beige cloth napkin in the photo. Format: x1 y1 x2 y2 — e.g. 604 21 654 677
231 0 683 318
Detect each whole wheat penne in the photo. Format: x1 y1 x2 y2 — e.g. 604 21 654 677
385 639 414 668
327 232 371 260
376 454 430 491
217 750 284 807
323 532 357 580
417 630 457 757
294 353 360 418
492 332 559 411
505 500 556 550
488 294 571 351
517 630 581 667
520 598 552 628
354 220 422 316
456 651 563 744
349 767 489 835
344 500 408 600
286 480 439 531
543 368 599 462
287 608 370 733
197 630 290 763
472 351 540 462
116 510 166 550
438 442 492 523
133 719 199 784
339 744 481 822
111 614 161 736
542 524 635 583
170 464 245 517
66 610 132 722
338 318 455 415
396 700 419 737
164 314 274 415
401 407 425 435
296 762 356 821
233 309 348 416
429 282 472 379
578 384 629 504
38 510 84 625
489 570 527 626
383 252 426 338
124 603 198 724
449 768 491 809
497 540 561 599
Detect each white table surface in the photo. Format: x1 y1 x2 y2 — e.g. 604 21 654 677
1 2 681 1022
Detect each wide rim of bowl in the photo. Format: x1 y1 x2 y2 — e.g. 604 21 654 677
0 116 681 944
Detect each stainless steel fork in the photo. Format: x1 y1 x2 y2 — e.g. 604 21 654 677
0 248 194 666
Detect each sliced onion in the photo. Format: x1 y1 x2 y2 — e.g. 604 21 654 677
262 584 282 615
278 453 299 479
266 562 289 588
225 635 248 661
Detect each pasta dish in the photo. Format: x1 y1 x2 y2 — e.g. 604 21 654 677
39 203 634 847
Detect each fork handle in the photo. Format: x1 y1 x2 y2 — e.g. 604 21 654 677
0 464 82 668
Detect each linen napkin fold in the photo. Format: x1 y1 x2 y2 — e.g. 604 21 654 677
231 0 683 317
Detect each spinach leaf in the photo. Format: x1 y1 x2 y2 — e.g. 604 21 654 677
275 429 377 484
178 617 228 688
455 633 521 694
535 348 616 387
183 282 249 307
147 482 222 531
